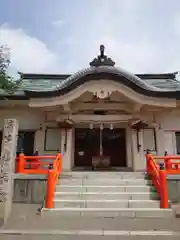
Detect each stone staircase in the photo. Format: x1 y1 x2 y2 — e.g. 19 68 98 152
1 171 180 239
42 171 173 219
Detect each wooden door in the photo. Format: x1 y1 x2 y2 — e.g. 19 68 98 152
103 128 126 167
74 128 100 167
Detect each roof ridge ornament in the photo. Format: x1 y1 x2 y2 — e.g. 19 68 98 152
89 45 115 67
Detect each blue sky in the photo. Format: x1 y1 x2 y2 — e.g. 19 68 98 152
1 0 180 74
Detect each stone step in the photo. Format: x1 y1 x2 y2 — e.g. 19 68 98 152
61 172 145 179
58 178 150 186
55 185 151 193
0 230 180 240
53 199 160 208
5 213 180 231
54 192 159 200
42 208 173 218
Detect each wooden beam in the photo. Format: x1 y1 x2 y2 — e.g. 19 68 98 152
71 102 131 112
62 103 71 112
56 114 133 123
132 103 142 113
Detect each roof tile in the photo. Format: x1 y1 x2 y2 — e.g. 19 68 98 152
1 67 180 96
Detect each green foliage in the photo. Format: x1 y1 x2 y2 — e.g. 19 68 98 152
0 45 22 93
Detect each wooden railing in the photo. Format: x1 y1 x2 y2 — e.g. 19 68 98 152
146 152 180 208
45 153 62 208
16 154 59 174
153 155 180 175
146 153 169 208
16 153 63 209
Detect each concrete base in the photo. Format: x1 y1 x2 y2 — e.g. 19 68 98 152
0 229 180 240
12 174 47 204
42 207 174 218
12 173 180 205
3 204 180 231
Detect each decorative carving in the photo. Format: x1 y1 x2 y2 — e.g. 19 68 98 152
58 121 73 129
62 104 71 112
131 120 149 130
89 45 115 67
100 44 105 58
94 89 112 99
58 117 74 129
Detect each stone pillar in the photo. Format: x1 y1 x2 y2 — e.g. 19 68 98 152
132 129 145 171
0 119 18 224
62 128 73 171
126 126 133 168
155 127 165 155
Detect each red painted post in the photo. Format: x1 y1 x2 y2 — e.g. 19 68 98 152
45 167 55 208
165 158 171 170
146 152 151 175
16 156 20 173
18 153 25 173
159 166 169 208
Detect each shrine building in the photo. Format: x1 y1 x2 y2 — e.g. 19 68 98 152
0 45 180 171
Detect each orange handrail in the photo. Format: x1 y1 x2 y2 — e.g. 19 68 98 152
45 153 62 208
16 152 63 209
16 154 58 174
153 155 180 174
146 153 168 208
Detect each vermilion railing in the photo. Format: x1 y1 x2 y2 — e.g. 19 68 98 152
146 153 169 208
16 154 58 174
45 153 62 208
146 153 180 208
16 153 63 209
153 155 180 175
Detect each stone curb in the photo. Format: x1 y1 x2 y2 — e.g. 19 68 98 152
0 230 180 236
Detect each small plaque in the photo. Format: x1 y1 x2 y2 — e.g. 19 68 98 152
78 151 84 156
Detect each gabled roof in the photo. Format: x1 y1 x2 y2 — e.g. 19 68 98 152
1 45 180 99
1 67 180 100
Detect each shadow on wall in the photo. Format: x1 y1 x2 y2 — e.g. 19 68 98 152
0 203 4 227
13 179 47 204
167 176 180 203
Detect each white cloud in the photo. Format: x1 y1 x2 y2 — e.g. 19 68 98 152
1 1 180 75
0 24 59 73
50 0 161 73
173 13 180 37
90 37 158 73
52 19 64 27
56 1 180 74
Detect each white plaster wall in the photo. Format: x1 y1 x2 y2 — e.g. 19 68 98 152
158 111 180 155
34 128 62 155
162 111 180 130
36 127 65 169
34 130 45 154
155 128 164 155
0 109 63 159
0 110 43 130
164 131 176 155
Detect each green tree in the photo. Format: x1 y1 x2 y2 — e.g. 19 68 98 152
0 45 22 93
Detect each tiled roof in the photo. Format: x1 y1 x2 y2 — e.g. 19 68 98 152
144 78 180 90
0 66 180 97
